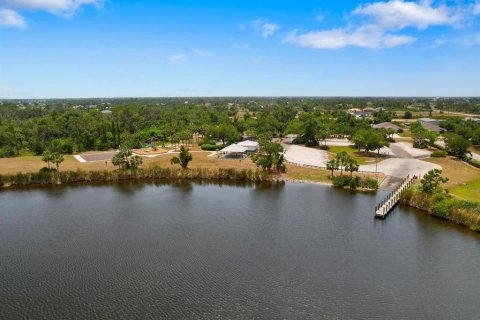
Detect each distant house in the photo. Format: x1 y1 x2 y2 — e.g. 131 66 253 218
371 122 403 133
418 118 441 126
421 122 444 133
464 117 480 124
353 110 372 119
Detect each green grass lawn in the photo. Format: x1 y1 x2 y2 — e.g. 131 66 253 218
328 146 376 165
450 179 480 203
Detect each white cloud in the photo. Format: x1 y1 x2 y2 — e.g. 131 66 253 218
252 19 279 38
285 0 468 49
352 0 463 30
0 8 25 28
0 0 103 28
285 27 416 49
167 54 188 65
0 0 103 17
261 23 279 38
193 49 213 57
315 14 324 22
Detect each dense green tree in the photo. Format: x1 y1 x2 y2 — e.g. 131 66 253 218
421 169 449 195
171 146 193 169
444 133 472 160
251 139 285 173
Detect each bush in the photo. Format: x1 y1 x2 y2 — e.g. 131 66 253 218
198 139 215 146
305 140 319 147
466 157 480 169
432 196 455 219
201 144 226 151
333 176 378 191
360 177 379 190
319 145 330 150
333 176 351 188
431 150 448 158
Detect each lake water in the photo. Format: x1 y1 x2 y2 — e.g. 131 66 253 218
1 181 479 319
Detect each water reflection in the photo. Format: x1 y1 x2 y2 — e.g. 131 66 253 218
0 182 479 319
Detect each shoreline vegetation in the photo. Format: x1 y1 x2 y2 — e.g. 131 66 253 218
0 166 275 188
401 187 480 232
1 164 479 232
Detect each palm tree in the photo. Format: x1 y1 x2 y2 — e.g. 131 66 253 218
51 152 64 172
42 151 53 169
345 158 359 177
327 159 339 178
335 151 349 176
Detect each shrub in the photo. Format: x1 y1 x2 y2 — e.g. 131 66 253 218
431 150 448 158
319 145 330 150
432 197 455 219
349 177 360 191
201 144 226 151
360 177 379 190
333 176 351 188
466 157 480 169
198 139 216 146
333 176 378 191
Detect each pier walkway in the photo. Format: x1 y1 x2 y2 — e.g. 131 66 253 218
375 175 415 219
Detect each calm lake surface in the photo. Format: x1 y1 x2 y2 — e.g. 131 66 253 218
1 181 480 319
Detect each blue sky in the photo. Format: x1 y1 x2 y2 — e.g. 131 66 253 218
0 0 479 98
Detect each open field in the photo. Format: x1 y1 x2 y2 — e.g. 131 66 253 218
328 146 376 165
450 180 480 203
0 151 257 175
425 157 480 199
283 164 384 185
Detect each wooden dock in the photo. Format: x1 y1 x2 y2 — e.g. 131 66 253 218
375 175 415 219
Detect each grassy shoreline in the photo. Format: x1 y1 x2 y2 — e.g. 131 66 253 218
401 186 480 232
0 166 275 189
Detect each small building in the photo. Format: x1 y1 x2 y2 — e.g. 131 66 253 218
464 117 480 124
353 110 372 118
418 118 441 126
371 122 403 133
237 140 259 152
101 110 112 115
421 122 444 133
220 144 248 159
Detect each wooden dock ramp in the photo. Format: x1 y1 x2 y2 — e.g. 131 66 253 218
375 175 415 219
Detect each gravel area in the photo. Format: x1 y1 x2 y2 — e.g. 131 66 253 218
283 144 329 167
360 158 441 178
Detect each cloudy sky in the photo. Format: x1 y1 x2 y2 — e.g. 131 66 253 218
1 0 480 98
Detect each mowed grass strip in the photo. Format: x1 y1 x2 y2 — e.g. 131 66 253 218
328 146 376 165
425 157 480 201
450 179 480 203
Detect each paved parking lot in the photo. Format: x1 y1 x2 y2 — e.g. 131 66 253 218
75 151 118 162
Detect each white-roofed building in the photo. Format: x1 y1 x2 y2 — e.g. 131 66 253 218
220 144 248 159
237 140 259 152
